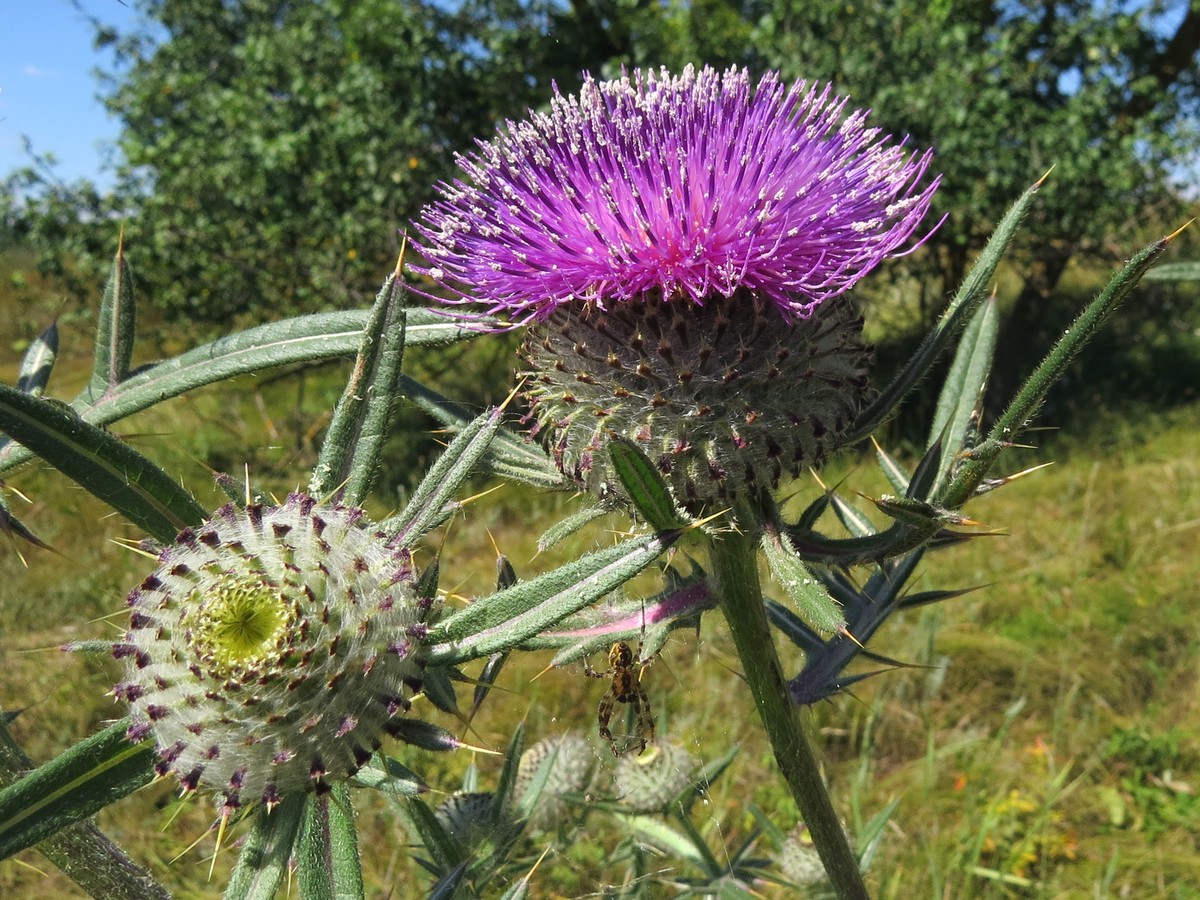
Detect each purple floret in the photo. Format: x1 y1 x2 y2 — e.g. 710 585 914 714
413 65 940 324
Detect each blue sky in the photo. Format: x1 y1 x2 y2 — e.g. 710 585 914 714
0 1 138 188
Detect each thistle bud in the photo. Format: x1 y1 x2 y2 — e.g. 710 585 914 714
114 493 431 813
515 733 597 830
612 741 698 813
521 291 868 505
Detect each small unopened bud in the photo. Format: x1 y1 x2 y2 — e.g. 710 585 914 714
115 494 431 812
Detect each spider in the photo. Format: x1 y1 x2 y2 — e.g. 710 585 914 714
583 640 655 757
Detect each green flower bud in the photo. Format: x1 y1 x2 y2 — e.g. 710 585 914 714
113 494 432 814
515 734 597 830
776 822 845 888
612 740 698 813
435 791 499 848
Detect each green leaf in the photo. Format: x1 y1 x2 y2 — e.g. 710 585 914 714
0 720 155 860
380 407 500 544
0 307 476 477
223 795 306 900
297 785 364 900
0 493 54 555
496 875 532 900
398 375 566 489
310 269 409 505
535 505 611 553
940 231 1172 509
783 521 923 567
0 385 206 543
872 494 969 528
844 177 1043 444
872 440 911 496
427 862 472 900
0 719 169 900
928 296 997 493
529 570 716 664
761 526 846 635
15 320 58 398
991 236 1167 440
87 241 137 400
350 754 428 796
402 797 464 872
624 816 707 867
829 494 877 539
1142 260 1200 281
492 722 526 817
420 667 460 716
429 529 682 665
607 436 689 531
385 719 460 752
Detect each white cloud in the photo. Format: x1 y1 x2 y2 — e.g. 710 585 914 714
22 65 54 78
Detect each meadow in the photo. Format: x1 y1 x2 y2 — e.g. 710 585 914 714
2 252 1199 898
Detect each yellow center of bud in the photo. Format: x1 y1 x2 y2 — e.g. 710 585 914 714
185 576 293 679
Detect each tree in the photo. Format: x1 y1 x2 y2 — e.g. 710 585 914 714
7 0 1198 345
753 0 1200 399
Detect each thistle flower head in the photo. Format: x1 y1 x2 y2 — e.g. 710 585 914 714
114 494 431 813
415 65 939 507
413 64 938 324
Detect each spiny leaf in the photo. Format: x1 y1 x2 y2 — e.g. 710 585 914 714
223 795 306 900
0 307 478 477
297 785 363 900
0 493 54 555
381 407 500 544
928 296 997 494
87 240 137 400
15 320 58 398
0 719 155 860
429 529 681 664
398 375 566 489
844 176 1044 444
761 526 845 635
940 230 1173 509
536 504 609 553
310 266 409 505
607 436 689 531
0 385 206 543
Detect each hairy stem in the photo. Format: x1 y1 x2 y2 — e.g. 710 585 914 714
708 529 868 900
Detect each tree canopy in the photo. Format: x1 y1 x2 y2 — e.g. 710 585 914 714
3 0 1198 336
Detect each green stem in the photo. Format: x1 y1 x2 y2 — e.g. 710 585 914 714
708 530 869 899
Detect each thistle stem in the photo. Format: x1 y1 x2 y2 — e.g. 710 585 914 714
708 529 868 900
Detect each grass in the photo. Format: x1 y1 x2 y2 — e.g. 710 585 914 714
3 257 1200 897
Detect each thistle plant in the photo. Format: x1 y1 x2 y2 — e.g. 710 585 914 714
412 64 1176 897
0 62 1181 898
414 65 938 507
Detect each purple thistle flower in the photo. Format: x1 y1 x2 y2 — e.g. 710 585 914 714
413 64 939 324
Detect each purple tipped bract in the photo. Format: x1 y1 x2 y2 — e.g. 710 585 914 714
413 64 939 323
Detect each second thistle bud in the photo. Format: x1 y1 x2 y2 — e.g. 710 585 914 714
114 494 433 813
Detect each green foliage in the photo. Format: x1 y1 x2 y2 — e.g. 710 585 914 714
1102 727 1200 837
758 1 1197 278
8 1 1192 333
